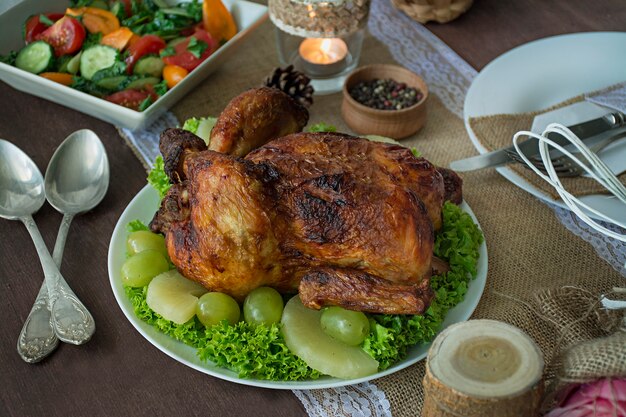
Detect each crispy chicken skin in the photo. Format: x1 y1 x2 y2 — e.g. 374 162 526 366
160 128 207 183
299 267 434 315
163 152 286 300
151 131 462 314
149 86 464 314
208 87 309 157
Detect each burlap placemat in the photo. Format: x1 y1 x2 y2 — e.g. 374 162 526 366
468 96 626 200
120 19 625 416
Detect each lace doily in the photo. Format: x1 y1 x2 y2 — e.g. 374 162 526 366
367 0 476 118
119 111 179 168
293 382 392 417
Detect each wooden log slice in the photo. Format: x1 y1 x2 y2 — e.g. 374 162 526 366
422 320 544 417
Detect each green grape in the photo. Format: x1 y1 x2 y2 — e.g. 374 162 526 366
121 249 169 287
320 306 370 346
196 292 240 327
243 287 284 325
126 230 168 257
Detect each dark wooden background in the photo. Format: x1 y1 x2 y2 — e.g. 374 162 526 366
1 1 624 416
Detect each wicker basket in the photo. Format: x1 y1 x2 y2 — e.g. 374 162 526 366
391 0 473 24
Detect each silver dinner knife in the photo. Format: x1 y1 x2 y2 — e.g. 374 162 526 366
450 112 626 171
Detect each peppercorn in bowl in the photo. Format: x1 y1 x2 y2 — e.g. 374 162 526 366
341 64 428 139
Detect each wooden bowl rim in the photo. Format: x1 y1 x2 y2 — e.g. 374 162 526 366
342 64 429 116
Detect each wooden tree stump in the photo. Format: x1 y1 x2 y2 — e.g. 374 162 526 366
422 320 544 417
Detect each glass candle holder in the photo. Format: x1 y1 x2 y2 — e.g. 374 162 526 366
269 0 370 95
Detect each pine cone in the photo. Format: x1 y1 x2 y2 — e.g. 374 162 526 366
263 65 314 108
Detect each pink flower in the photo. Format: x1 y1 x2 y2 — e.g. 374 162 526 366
546 378 626 417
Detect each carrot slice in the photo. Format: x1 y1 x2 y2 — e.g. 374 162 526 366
66 7 120 35
40 72 74 86
101 27 134 50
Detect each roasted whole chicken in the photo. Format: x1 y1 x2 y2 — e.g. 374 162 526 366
151 87 462 315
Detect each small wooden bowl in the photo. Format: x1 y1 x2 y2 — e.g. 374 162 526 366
341 64 429 139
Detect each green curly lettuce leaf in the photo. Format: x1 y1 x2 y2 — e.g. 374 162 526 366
362 201 483 369
198 321 320 380
147 156 171 199
181 117 201 134
307 122 337 133
124 286 320 380
126 219 149 233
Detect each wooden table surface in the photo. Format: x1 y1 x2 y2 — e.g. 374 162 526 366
0 1 623 416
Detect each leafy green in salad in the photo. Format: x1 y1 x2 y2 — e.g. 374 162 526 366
125 200 483 380
122 0 203 40
0 51 18 66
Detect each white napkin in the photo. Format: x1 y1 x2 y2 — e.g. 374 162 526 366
586 83 626 114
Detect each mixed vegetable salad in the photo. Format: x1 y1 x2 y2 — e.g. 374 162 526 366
1 0 236 111
121 122 484 381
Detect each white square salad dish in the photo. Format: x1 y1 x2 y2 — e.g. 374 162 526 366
0 0 267 130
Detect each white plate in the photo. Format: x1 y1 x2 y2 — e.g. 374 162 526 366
0 0 267 130
464 32 626 227
107 185 488 389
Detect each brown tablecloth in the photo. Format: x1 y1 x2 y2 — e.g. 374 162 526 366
1 1 625 416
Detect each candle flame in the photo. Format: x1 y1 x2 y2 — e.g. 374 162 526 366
320 39 332 55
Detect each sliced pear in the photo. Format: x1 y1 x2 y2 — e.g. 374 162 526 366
146 270 208 324
196 117 217 144
281 296 379 379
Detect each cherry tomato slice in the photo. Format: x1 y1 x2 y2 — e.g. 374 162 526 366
105 89 151 111
163 64 188 88
37 16 86 56
162 28 217 71
125 34 166 74
24 13 64 44
66 7 120 35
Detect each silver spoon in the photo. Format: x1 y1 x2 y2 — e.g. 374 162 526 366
4 131 107 362
22 130 108 360
0 140 54 363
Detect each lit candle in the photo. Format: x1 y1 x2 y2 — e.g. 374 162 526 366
299 38 348 76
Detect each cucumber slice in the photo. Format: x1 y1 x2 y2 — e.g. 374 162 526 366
109 2 125 20
66 52 82 75
133 56 164 78
166 37 187 48
56 55 72 73
160 7 192 17
96 75 129 90
152 0 170 8
15 41 53 74
126 77 160 90
80 45 119 80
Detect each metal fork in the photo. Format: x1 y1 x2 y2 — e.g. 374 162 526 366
506 131 626 177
